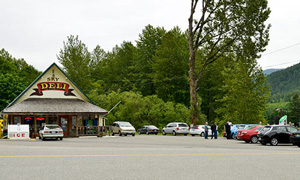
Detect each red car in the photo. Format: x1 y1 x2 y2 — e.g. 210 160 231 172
237 126 263 143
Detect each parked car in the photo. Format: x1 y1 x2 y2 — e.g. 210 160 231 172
258 125 300 146
290 130 300 147
162 122 189 136
39 124 63 141
190 125 212 137
237 125 263 143
111 121 136 136
137 125 159 135
231 124 247 139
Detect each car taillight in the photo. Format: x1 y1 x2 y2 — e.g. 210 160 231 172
177 128 179 130
290 134 294 137
151 129 153 131
44 131 49 133
59 131 63 133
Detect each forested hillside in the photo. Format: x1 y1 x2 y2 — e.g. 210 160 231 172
267 63 300 103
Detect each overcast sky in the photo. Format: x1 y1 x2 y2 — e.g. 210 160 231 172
1 0 300 71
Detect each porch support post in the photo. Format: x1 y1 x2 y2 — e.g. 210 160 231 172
34 115 37 135
76 115 79 137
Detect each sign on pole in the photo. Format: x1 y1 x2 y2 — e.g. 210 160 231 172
279 115 287 125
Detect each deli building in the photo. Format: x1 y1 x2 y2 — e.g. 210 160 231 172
1 63 108 137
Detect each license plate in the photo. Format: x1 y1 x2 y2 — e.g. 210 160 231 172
51 131 56 134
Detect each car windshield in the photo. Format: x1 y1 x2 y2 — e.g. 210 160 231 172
45 125 61 129
178 123 188 127
119 122 133 127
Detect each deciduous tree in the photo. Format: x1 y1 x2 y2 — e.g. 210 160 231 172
188 0 270 124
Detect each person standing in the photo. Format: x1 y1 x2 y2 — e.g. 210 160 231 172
211 122 216 139
225 121 231 139
204 122 209 139
215 122 218 139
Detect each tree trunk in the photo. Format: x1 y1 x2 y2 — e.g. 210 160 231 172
189 51 198 125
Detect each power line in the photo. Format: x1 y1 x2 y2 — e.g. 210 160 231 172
262 42 300 56
263 60 300 69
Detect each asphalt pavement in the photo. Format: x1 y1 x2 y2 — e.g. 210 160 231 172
1 135 300 180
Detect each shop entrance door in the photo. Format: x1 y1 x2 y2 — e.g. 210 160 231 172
59 116 69 137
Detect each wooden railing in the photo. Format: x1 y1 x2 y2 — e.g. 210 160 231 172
77 126 107 136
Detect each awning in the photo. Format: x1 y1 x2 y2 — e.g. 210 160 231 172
2 98 108 115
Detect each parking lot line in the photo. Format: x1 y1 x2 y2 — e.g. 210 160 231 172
1 152 300 158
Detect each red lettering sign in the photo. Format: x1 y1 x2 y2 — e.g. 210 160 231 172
30 82 76 96
37 82 69 93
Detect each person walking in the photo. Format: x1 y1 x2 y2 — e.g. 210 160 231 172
211 122 216 139
204 122 209 139
225 121 231 139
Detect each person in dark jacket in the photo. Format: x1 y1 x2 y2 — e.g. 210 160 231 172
225 121 231 139
211 122 216 139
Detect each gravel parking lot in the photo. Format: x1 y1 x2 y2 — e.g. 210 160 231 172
1 135 300 180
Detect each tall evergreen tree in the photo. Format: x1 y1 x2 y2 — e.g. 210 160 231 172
152 27 190 106
57 35 93 93
133 25 166 96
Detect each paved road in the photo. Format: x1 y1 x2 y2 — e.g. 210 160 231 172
1 135 300 180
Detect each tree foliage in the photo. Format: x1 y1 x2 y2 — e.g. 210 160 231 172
0 49 41 110
94 91 190 129
288 93 300 125
216 59 270 127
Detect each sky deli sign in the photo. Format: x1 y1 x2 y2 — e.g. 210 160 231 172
30 82 75 96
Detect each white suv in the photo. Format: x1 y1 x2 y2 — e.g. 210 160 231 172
162 122 189 136
111 121 136 136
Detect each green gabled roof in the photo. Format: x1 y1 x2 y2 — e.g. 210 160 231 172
5 62 95 109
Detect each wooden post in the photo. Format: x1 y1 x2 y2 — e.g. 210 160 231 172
34 115 37 136
76 115 78 137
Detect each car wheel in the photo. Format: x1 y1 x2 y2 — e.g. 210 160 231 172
162 131 166 136
172 131 176 136
112 132 114 136
119 131 122 136
41 136 45 141
155 133 158 135
124 134 127 136
191 134 195 136
245 141 250 143
132 134 135 137
39 135 41 139
146 131 149 135
200 132 204 137
298 144 300 148
60 137 63 140
250 136 258 143
184 134 187 136
270 137 278 146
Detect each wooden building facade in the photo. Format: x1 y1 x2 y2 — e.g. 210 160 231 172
1 63 108 137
